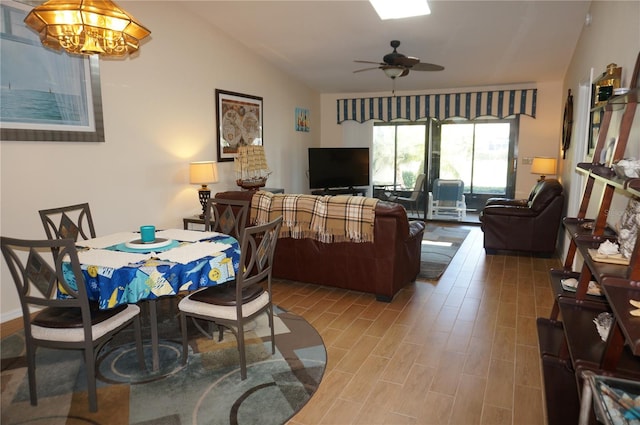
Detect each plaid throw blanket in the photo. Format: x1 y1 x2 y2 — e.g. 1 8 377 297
251 191 378 243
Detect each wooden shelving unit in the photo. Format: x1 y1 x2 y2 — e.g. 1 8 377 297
537 52 640 425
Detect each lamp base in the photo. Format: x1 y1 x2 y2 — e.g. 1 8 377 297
198 187 210 219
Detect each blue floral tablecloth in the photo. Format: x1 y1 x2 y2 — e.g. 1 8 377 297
62 233 241 310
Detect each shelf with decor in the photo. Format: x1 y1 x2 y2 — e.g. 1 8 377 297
537 52 640 425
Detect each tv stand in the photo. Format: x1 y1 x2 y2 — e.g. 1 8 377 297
311 187 367 196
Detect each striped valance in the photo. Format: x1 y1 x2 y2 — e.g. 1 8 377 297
337 89 537 123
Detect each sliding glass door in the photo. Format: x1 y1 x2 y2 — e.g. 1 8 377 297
372 123 426 191
372 118 517 221
439 119 516 204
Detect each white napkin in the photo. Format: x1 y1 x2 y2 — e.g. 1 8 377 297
77 232 138 249
155 229 221 242
77 249 151 269
157 241 232 264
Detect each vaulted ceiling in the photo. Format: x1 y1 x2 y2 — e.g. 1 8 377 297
184 1 591 94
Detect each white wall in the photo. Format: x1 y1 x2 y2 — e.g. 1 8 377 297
320 81 563 200
561 1 640 264
0 2 319 321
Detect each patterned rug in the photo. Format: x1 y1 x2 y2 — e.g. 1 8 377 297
1 303 326 425
419 224 470 280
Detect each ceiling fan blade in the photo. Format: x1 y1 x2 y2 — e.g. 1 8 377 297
412 62 445 71
400 69 410 77
353 66 381 73
395 56 420 67
354 60 384 65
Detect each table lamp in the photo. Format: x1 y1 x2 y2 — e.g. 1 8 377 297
531 157 557 181
190 161 219 218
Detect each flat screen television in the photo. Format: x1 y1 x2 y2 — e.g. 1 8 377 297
308 147 370 190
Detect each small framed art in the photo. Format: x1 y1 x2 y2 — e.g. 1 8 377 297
295 107 310 132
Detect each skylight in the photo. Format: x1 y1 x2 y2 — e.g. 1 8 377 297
369 0 431 20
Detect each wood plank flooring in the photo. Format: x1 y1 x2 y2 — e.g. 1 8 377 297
0 224 557 424
273 225 558 425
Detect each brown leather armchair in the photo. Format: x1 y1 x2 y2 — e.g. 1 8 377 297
479 179 564 256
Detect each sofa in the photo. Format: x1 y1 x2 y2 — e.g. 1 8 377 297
479 178 564 256
215 190 425 301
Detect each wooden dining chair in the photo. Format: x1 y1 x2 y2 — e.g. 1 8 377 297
178 215 283 379
0 236 145 412
39 203 96 259
204 198 250 240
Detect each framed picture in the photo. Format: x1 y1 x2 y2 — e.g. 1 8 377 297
295 107 310 132
588 106 603 157
0 0 104 143
215 89 263 162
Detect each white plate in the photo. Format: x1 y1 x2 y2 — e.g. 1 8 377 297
125 238 172 250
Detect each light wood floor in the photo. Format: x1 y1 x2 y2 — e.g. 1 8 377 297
273 225 558 425
0 225 557 424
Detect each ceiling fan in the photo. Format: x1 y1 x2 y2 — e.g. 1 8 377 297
354 40 444 79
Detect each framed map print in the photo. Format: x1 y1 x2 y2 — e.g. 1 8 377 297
215 89 263 162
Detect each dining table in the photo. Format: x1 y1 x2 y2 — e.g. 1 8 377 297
62 228 241 372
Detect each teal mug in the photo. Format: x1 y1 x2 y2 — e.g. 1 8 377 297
140 225 156 243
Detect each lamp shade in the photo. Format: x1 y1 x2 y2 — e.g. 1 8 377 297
531 157 557 176
189 161 219 185
24 0 150 57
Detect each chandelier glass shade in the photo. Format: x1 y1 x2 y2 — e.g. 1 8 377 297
24 0 151 57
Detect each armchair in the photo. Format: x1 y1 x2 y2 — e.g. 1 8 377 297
479 179 564 256
387 173 426 217
427 179 466 221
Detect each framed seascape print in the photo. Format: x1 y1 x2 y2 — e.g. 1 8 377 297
0 0 105 143
215 89 263 162
295 107 310 132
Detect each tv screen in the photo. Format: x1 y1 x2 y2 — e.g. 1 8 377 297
308 147 370 190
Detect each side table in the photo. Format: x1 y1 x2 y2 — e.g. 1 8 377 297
183 215 205 230
263 187 285 194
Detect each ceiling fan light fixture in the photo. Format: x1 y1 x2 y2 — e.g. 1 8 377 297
383 67 405 79
369 0 430 20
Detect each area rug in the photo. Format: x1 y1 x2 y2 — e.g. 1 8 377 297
0 304 326 425
419 224 470 280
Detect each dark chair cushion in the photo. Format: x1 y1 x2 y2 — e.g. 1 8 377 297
32 302 127 328
529 179 563 212
189 282 264 306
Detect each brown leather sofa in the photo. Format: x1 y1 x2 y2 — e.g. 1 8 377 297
479 179 564 256
215 190 425 301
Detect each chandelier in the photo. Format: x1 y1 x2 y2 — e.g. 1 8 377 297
24 0 151 57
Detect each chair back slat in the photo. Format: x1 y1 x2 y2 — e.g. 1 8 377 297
1 237 88 322
205 198 250 240
39 203 96 259
237 216 282 295
26 248 57 298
